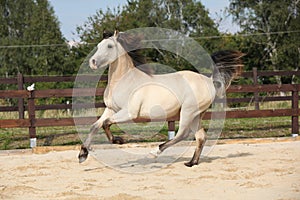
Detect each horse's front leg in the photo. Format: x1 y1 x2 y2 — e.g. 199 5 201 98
102 108 136 144
78 108 114 163
102 118 124 144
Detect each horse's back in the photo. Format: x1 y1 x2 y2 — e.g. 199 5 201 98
152 70 216 111
177 71 216 104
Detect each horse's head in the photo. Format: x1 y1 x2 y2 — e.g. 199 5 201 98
89 30 126 70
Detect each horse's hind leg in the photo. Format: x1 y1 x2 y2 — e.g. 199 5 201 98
151 109 199 157
184 128 206 167
151 127 191 156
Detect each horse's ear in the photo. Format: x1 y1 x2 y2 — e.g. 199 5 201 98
103 30 113 39
114 30 119 37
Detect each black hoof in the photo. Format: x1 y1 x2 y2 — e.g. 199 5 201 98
79 155 87 163
78 145 89 163
112 136 124 144
184 161 198 167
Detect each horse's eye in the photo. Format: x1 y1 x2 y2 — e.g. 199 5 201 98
108 44 113 49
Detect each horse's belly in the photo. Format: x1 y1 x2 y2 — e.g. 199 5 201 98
130 85 181 119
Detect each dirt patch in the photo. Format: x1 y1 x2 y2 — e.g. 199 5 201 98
0 140 300 199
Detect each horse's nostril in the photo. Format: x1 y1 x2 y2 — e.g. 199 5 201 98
92 59 96 66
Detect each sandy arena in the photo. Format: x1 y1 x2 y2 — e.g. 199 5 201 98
1 139 300 200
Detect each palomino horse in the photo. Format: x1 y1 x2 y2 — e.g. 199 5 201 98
78 31 244 167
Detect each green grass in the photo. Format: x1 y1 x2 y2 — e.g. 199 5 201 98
0 127 80 149
221 117 292 139
0 116 295 150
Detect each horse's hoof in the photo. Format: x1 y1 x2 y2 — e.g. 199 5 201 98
79 155 87 163
78 146 89 163
149 147 162 158
184 161 197 167
112 136 124 144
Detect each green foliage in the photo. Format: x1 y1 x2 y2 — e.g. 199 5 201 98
228 0 300 84
0 0 74 77
76 0 220 72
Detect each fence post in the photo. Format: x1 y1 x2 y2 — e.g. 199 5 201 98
28 90 37 147
253 68 260 110
17 73 25 119
168 121 175 140
291 88 299 135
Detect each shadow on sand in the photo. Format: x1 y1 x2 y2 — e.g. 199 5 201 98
84 152 253 173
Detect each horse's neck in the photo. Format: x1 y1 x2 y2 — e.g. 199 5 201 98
107 54 136 88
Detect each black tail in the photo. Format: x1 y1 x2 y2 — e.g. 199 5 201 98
211 50 245 96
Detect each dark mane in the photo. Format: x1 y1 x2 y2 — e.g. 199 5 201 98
103 30 114 39
116 32 153 75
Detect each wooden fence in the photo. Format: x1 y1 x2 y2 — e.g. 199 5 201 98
0 68 299 146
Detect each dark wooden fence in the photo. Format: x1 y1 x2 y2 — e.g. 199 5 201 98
0 68 299 146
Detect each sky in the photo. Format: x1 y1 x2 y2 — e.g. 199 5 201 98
48 0 239 41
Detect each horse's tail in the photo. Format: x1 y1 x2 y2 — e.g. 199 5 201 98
211 50 245 97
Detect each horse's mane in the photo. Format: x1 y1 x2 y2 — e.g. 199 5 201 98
116 32 153 75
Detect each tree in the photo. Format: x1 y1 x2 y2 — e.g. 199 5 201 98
228 0 300 84
0 0 73 77
76 0 220 71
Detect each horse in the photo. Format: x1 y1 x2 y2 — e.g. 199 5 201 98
78 30 244 167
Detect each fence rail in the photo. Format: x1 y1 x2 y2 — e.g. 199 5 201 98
0 68 299 147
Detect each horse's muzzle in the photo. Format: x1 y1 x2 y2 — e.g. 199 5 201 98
89 58 98 70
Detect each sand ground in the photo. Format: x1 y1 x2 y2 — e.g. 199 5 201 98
0 139 300 200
